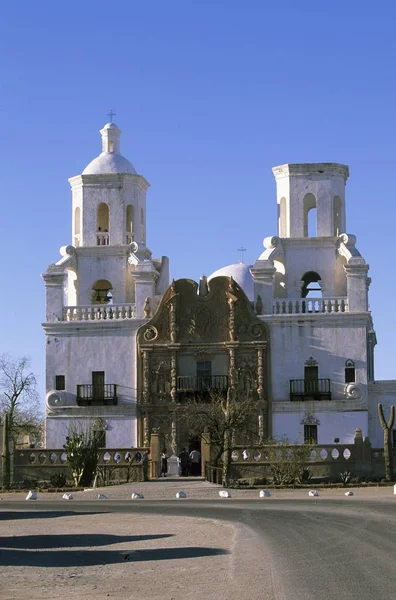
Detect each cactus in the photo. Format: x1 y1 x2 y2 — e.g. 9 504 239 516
1 413 10 490
378 403 395 482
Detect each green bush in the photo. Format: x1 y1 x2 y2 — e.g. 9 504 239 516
340 471 351 485
49 473 67 488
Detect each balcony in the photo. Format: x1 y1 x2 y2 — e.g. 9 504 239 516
63 304 136 322
273 298 348 315
97 232 110 246
177 375 229 393
76 384 118 406
289 379 331 401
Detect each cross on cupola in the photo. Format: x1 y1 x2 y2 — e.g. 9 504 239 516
107 109 116 123
238 245 247 263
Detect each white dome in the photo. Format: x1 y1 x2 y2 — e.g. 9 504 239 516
82 152 137 175
208 262 254 301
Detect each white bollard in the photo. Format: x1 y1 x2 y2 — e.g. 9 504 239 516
97 493 108 500
131 493 144 499
219 490 232 498
62 492 73 500
26 490 37 500
344 491 354 496
308 490 319 497
259 489 271 498
176 491 187 499
394 484 396 495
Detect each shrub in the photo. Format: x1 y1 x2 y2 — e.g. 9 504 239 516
298 468 311 484
50 473 67 488
340 471 351 485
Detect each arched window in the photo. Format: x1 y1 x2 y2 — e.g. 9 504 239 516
140 208 145 243
97 203 109 245
303 193 317 237
92 279 113 304
74 207 81 247
345 360 356 383
334 196 341 236
301 272 322 298
278 197 287 237
126 205 134 243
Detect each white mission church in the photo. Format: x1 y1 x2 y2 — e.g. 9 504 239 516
42 121 396 451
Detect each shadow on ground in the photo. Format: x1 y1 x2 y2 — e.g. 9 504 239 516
0 533 174 549
0 546 228 567
0 511 106 521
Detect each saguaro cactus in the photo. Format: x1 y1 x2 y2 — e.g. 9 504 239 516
1 413 10 490
377 403 395 482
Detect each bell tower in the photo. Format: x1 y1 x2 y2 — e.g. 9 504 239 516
273 163 349 238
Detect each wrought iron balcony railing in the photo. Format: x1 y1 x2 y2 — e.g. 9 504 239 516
76 384 118 406
289 379 331 401
177 375 229 392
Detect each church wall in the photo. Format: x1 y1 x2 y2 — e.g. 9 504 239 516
76 251 131 305
81 185 126 247
45 326 139 406
268 319 368 402
283 243 341 297
45 414 137 449
272 410 368 444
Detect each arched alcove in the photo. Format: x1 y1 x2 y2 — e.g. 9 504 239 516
278 197 287 237
74 207 81 247
301 271 322 298
303 193 317 237
92 279 113 304
126 205 134 232
334 196 341 235
97 203 109 245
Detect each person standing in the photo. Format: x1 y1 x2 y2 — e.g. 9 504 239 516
178 448 189 476
142 449 150 481
160 448 168 477
189 448 201 476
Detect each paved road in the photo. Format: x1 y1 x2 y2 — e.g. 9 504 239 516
1 497 396 599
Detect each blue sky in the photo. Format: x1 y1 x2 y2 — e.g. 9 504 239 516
1 0 396 397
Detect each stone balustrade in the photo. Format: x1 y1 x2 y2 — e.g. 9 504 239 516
229 443 355 464
272 297 348 315
63 303 137 321
15 447 147 468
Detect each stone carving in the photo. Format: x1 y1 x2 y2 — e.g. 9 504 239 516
170 353 177 402
344 383 368 402
305 356 318 367
142 350 150 403
227 278 237 342
237 355 257 395
92 417 107 431
150 355 171 399
169 300 177 343
256 348 265 402
46 391 67 411
143 326 158 342
143 412 149 446
171 414 177 455
300 414 320 426
143 297 152 319
255 295 263 315
229 347 236 390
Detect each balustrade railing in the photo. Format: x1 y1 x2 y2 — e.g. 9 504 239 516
63 304 136 321
126 232 134 244
97 232 110 245
76 384 117 405
272 297 348 315
290 378 331 401
177 375 229 391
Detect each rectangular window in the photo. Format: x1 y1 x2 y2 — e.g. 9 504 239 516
55 375 65 391
304 424 318 445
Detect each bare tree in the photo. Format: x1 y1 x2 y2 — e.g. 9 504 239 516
178 390 260 487
0 355 42 440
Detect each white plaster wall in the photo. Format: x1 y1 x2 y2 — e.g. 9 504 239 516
45 416 137 449
283 242 343 298
45 324 140 405
75 249 133 305
268 318 368 401
272 410 368 444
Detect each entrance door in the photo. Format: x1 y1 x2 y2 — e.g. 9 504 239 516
304 366 318 394
92 371 105 401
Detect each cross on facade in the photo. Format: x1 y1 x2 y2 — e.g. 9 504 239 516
107 109 116 123
238 245 247 263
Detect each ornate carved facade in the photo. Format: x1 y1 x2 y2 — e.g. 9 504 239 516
136 276 269 453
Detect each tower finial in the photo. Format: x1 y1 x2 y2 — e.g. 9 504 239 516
107 109 116 123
